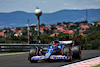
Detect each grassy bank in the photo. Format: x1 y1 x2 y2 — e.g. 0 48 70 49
0 52 28 54
94 64 100 67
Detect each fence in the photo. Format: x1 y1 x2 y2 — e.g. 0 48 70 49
0 43 49 53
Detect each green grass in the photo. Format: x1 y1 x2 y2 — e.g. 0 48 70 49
0 52 28 54
94 64 100 67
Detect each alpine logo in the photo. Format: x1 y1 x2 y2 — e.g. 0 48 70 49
32 56 43 60
53 56 66 59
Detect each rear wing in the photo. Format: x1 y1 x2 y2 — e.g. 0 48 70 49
59 40 74 46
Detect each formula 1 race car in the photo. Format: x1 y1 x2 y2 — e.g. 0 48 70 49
28 40 81 63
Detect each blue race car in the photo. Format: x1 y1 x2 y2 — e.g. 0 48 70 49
28 40 81 63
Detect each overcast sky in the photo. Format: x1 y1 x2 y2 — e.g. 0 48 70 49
0 0 100 13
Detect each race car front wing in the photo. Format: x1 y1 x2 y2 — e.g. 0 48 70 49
31 55 71 60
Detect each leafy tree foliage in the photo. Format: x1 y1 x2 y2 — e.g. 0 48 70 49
16 27 21 30
0 36 5 43
5 35 27 43
85 31 100 49
41 23 45 27
0 21 100 50
58 33 69 40
84 25 100 34
57 22 61 25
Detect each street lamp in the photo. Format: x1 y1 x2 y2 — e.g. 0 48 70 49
34 7 42 36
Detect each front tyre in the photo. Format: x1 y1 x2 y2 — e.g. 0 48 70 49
29 47 38 63
30 60 38 63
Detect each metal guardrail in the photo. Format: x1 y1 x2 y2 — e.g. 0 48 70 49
0 43 49 52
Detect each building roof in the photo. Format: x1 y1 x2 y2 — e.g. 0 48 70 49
81 25 89 29
18 30 22 33
0 32 4 35
80 23 86 25
11 28 15 31
55 25 63 30
69 23 74 26
68 30 74 34
40 27 48 30
55 25 60 28
97 22 100 25
50 33 59 37
79 33 84 36
60 24 66 27
64 30 74 34
2 30 6 32
5 33 11 37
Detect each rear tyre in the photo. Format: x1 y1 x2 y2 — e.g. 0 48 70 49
72 46 81 59
63 47 69 56
63 47 72 61
68 55 72 62
29 47 38 63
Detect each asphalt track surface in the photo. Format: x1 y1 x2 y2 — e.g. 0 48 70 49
0 50 100 67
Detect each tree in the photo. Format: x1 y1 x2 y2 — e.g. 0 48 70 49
16 27 21 30
57 22 61 25
80 20 88 23
0 37 5 43
58 33 69 40
41 23 45 27
63 22 66 24
83 25 100 34
39 34 50 43
51 25 56 30
83 31 100 50
69 25 77 30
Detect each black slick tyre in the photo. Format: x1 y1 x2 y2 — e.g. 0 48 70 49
63 47 72 61
29 47 38 63
72 46 81 59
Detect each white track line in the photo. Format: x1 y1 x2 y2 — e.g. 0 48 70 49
62 56 100 67
0 52 27 56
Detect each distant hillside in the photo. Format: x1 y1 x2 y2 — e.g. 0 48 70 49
0 9 100 29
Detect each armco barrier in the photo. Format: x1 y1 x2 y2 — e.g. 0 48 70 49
0 43 49 52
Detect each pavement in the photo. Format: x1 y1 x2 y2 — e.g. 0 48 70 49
62 56 100 67
0 50 100 67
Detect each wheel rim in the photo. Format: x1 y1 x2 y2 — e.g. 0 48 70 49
69 56 72 61
79 47 81 58
79 51 81 57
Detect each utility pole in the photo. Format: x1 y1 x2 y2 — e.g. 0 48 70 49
27 19 29 45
